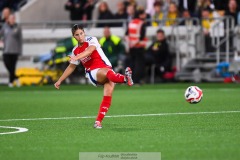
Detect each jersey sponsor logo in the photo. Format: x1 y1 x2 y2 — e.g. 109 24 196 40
80 56 91 63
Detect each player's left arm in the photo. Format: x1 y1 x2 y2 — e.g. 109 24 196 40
70 45 96 61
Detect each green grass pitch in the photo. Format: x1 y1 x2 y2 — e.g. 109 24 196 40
0 83 240 160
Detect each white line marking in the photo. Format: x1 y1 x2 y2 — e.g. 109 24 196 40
0 111 239 122
0 126 28 135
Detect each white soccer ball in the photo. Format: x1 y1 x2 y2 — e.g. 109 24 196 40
184 86 203 104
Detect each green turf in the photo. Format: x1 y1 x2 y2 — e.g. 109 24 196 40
0 83 239 160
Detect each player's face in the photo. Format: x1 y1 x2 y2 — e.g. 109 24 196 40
73 29 85 44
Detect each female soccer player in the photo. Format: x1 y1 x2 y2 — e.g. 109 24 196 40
54 24 133 129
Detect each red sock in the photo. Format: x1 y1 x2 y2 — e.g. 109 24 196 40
106 70 125 83
96 96 112 122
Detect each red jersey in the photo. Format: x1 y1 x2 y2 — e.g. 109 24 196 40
70 36 112 71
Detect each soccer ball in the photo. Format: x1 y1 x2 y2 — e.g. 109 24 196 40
184 86 203 104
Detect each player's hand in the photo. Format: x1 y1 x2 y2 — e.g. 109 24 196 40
54 81 61 90
68 55 78 62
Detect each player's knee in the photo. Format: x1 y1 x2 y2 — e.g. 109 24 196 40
104 83 115 96
104 87 114 96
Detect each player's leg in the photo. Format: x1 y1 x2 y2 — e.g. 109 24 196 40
96 68 133 86
94 80 115 129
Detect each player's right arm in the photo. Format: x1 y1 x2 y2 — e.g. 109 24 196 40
55 46 80 89
54 63 76 89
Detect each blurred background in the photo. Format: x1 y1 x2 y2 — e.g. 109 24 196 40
1 0 240 87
